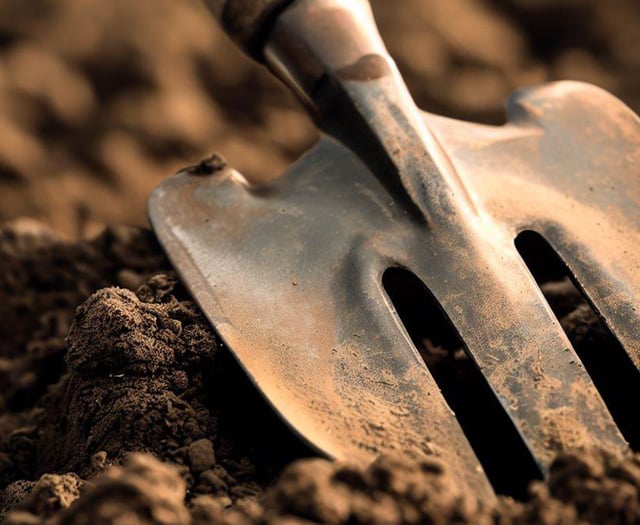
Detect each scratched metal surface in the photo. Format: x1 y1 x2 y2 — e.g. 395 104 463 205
150 80 639 500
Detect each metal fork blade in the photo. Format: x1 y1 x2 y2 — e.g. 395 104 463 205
149 81 638 499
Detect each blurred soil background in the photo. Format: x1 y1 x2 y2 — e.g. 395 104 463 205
0 0 638 237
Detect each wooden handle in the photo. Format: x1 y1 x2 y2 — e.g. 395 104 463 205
202 0 294 58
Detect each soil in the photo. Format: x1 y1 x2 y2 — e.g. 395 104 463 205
0 221 639 525
1 0 640 523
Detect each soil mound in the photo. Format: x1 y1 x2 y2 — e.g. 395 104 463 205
1 223 639 524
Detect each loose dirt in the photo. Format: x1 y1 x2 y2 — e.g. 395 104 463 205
1 222 639 524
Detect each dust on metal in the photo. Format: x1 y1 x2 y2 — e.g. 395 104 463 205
150 0 640 501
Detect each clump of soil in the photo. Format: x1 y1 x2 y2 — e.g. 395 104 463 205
0 219 166 417
1 222 639 524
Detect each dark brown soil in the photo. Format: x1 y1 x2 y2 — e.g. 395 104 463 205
1 222 639 524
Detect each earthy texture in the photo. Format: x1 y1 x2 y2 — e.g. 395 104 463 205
0 223 639 524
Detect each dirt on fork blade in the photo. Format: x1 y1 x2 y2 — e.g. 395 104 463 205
0 220 638 525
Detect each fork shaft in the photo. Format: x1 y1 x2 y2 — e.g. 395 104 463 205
263 0 480 223
202 0 294 57
205 0 479 224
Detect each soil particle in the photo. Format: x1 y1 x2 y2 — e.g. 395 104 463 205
55 454 190 525
547 450 640 524
9 473 82 517
262 455 485 525
0 219 167 362
257 451 640 525
182 153 228 177
0 481 36 519
188 439 216 475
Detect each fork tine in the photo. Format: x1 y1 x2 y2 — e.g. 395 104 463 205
149 142 497 501
541 227 640 372
415 80 640 460
409 224 630 471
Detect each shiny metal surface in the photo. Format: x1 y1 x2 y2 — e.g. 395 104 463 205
149 0 640 500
